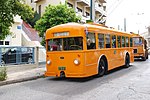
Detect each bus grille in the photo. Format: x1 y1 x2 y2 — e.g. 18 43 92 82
133 49 137 53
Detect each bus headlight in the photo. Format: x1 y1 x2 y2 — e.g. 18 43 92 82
74 59 80 65
47 60 51 65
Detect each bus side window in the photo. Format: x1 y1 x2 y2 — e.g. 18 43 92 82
98 33 104 49
130 38 133 47
122 36 125 47
86 32 96 50
105 34 111 48
117 36 121 48
126 37 129 47
112 35 116 48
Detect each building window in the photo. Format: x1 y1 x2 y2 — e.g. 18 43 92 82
5 41 9 45
77 7 82 13
67 2 73 8
86 12 90 17
0 41 4 45
98 4 101 7
39 5 41 16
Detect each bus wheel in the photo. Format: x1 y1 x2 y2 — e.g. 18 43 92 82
142 56 146 61
146 55 148 59
124 55 130 68
97 59 106 77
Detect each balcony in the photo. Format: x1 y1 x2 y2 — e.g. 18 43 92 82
76 0 90 6
98 0 107 3
76 12 90 23
95 3 106 16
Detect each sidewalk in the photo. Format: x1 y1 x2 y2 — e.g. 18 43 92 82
0 63 46 86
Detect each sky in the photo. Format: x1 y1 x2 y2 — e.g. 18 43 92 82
106 0 150 33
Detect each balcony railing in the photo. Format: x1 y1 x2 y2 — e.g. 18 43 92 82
95 3 107 16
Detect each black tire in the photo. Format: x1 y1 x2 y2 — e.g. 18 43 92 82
146 55 148 59
124 55 130 68
97 59 106 77
142 56 146 61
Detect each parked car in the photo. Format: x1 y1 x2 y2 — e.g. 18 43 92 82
1 48 33 65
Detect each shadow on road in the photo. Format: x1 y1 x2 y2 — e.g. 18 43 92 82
48 65 137 83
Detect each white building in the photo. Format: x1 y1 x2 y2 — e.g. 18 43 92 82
25 0 107 23
0 15 46 62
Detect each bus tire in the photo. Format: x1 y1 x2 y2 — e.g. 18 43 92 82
146 55 148 59
142 56 146 61
97 58 107 77
124 54 130 68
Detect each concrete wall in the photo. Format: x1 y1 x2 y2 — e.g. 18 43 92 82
22 32 46 62
9 16 22 46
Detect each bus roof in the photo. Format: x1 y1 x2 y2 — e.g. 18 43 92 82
45 23 132 39
130 32 144 38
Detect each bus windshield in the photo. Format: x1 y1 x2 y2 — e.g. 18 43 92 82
133 37 143 46
47 37 83 51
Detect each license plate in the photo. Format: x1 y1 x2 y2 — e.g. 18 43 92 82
58 66 66 70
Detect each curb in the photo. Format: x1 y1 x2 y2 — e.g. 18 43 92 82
0 74 45 86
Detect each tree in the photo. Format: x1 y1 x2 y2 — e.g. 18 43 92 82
0 0 33 39
35 4 81 46
27 11 41 28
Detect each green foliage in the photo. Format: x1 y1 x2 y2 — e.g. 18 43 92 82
35 4 81 45
0 0 34 40
0 67 7 81
27 11 41 28
86 20 93 23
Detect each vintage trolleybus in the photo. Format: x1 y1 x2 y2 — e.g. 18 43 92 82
131 33 148 60
45 23 134 78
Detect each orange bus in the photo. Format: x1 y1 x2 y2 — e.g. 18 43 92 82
131 33 148 60
45 23 134 78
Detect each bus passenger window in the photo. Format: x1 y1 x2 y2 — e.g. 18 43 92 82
98 34 104 49
105 34 111 48
63 37 83 50
126 37 129 47
122 36 125 47
117 36 121 48
130 38 133 47
112 35 116 48
86 32 96 50
47 39 62 51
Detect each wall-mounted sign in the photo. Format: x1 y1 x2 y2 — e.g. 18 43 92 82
17 26 22 29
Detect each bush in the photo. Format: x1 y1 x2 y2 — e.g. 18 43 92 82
0 67 7 81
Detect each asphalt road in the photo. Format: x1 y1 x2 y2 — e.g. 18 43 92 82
0 57 150 100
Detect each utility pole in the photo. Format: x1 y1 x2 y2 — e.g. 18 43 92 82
90 0 95 22
124 18 126 32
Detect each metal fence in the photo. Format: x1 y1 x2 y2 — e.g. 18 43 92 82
0 46 34 66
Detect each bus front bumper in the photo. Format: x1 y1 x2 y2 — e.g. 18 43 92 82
45 71 89 78
134 53 144 58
